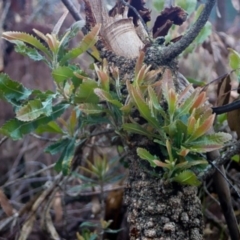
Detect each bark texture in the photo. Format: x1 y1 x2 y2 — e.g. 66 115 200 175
125 153 203 240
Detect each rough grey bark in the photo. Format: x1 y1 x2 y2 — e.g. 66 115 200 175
125 152 203 240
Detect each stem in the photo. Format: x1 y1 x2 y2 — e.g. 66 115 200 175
161 0 216 62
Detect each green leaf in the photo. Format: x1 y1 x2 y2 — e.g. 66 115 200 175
195 21 211 44
0 103 68 140
94 89 123 107
52 66 75 83
45 138 71 155
74 80 99 104
127 82 159 129
177 90 199 116
122 123 153 138
186 132 232 153
229 48 240 79
137 147 156 167
16 96 53 121
177 0 197 15
148 85 167 119
60 23 101 64
153 0 164 11
173 170 201 186
2 31 51 57
60 20 86 48
0 73 32 103
61 139 76 175
35 121 63 134
79 103 104 115
231 155 240 163
13 40 50 66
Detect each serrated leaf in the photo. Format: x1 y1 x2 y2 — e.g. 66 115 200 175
16 97 53 121
186 132 232 152
127 81 159 129
94 88 122 107
148 85 162 111
79 103 104 115
0 73 32 103
13 40 50 65
178 89 200 116
188 114 215 141
0 103 68 140
137 148 157 167
173 170 201 186
137 147 155 161
60 23 101 64
2 31 51 57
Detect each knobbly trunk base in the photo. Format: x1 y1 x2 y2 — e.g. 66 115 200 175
125 155 203 240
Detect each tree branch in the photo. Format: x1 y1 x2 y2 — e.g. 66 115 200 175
200 140 240 180
161 0 216 62
61 0 82 21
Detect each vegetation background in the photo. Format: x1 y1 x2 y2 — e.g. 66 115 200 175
0 0 240 239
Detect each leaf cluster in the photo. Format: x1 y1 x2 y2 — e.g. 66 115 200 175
0 16 231 186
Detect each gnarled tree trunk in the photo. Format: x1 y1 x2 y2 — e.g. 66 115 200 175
125 152 203 240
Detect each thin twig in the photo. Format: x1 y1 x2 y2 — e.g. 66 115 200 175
1 164 55 188
208 161 240 198
0 136 7 147
203 182 220 206
61 0 82 21
30 133 58 142
160 0 216 62
200 140 240 180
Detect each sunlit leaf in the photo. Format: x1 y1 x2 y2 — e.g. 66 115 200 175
12 40 49 65
74 80 99 104
94 88 122 107
52 66 74 83
137 147 156 167
173 170 201 186
16 97 53 121
60 23 101 64
0 103 68 140
2 31 51 57
0 73 32 104
35 121 63 134
127 81 159 128
79 103 104 115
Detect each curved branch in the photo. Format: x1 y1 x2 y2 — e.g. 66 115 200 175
161 0 216 62
61 0 82 21
200 140 240 180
